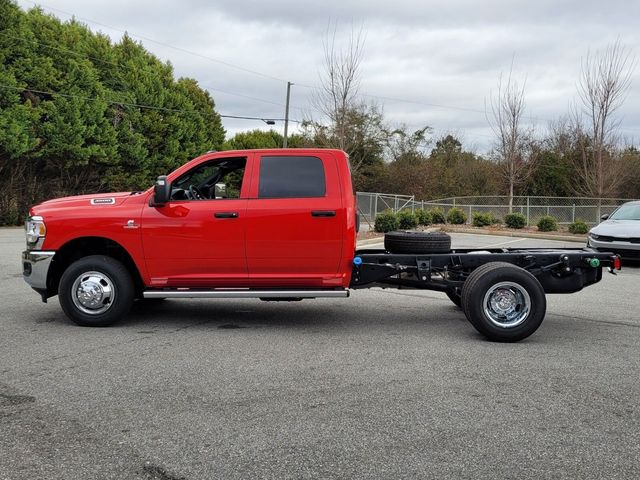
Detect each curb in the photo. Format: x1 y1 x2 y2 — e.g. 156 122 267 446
440 228 586 243
356 236 384 247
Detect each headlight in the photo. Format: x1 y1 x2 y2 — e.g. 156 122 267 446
25 216 46 248
589 233 599 240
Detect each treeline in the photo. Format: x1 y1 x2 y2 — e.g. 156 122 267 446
225 126 640 202
0 1 224 224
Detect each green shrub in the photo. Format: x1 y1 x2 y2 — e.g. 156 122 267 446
446 207 467 225
428 207 446 224
415 208 432 226
374 210 398 233
568 220 589 234
505 213 527 229
491 215 502 225
472 212 493 227
397 210 419 230
537 215 558 232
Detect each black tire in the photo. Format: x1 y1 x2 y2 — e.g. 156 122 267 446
59 255 134 327
384 231 451 254
461 262 546 342
445 287 462 308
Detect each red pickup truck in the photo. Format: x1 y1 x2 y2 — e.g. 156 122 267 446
22 148 620 342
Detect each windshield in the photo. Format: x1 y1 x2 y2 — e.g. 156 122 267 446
609 204 640 220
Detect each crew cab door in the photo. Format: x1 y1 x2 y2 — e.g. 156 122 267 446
245 152 344 287
141 155 252 287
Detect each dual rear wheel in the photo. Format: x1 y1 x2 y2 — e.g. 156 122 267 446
446 262 546 342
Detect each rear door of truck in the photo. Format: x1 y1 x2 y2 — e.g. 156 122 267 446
244 151 345 287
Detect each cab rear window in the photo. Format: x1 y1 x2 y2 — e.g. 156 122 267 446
258 156 326 198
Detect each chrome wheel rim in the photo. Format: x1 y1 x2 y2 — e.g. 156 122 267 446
71 271 115 315
483 281 531 328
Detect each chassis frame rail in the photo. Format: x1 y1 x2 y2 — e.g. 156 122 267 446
350 247 620 294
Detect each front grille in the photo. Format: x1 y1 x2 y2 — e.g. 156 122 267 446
594 235 640 243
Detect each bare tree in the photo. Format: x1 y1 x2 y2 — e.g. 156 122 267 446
574 40 635 210
487 67 534 212
313 22 365 152
303 23 392 177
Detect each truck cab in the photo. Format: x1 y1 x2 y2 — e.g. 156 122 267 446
23 149 357 326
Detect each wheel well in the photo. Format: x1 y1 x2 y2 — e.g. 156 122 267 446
48 237 144 297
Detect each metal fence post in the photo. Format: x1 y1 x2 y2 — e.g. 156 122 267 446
526 197 530 226
572 204 575 223
373 194 378 219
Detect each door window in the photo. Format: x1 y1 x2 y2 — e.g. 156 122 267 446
171 157 246 200
258 156 325 198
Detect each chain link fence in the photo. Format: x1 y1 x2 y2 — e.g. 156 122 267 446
356 192 635 228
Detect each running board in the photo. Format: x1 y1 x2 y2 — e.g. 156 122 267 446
143 289 349 299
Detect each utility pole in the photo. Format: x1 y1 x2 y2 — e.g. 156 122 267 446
283 81 292 148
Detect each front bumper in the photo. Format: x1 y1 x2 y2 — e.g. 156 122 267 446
22 250 55 298
588 236 640 257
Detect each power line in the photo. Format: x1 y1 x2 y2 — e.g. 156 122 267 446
296 83 488 115
21 2 640 134
202 85 306 112
0 83 302 123
25 1 496 119
26 1 290 84
23 2 500 120
0 30 122 69
0 29 307 112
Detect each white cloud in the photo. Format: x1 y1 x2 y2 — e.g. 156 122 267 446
16 0 640 150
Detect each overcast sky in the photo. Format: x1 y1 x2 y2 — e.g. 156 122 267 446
16 0 640 152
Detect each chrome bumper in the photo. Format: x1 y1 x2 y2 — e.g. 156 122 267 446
22 250 55 291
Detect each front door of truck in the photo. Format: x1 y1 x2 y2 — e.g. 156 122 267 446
244 153 344 287
141 155 251 287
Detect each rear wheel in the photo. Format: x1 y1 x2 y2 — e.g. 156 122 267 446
59 255 134 327
461 262 546 342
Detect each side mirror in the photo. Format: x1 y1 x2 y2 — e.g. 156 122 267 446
153 176 171 206
600 214 609 221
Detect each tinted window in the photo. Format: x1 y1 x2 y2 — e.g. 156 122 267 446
259 156 326 198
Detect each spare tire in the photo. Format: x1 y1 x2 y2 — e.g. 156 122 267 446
384 230 452 254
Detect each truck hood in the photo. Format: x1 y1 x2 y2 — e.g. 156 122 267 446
590 219 640 238
35 192 141 210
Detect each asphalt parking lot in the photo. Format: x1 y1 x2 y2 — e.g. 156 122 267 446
1 228 639 479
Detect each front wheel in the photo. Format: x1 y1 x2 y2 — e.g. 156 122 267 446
461 262 546 342
59 255 134 327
